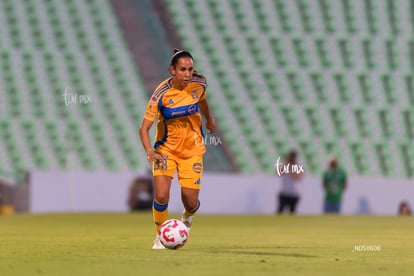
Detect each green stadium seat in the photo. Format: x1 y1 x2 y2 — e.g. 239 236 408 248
334 74 351 103
295 0 313 33
341 0 357 34
269 37 287 67
292 39 309 67
273 0 291 33
354 108 371 138
330 107 347 137
402 110 414 139
314 39 332 68
404 75 414 105
362 40 375 69
381 74 396 104
374 142 393 177
286 72 306 102
309 73 327 102
297 140 318 172
338 39 353 68
399 142 414 178
358 74 374 104
280 105 300 136
251 0 270 33
317 0 334 33
305 106 324 138
385 40 398 70
262 71 283 101
349 142 369 175
364 0 378 35
378 109 393 139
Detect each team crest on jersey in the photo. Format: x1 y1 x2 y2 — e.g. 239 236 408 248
192 163 202 173
191 90 198 100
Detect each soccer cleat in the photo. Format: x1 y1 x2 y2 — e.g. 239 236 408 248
181 212 193 232
152 234 165 250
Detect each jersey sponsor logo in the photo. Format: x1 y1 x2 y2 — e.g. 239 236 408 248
161 103 199 120
192 163 202 173
171 110 186 116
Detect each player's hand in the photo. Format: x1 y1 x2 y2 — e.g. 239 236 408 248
146 150 168 163
206 116 216 134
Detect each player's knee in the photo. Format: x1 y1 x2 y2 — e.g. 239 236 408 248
186 199 200 213
154 193 169 205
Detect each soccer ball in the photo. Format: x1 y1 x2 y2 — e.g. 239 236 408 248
159 219 189 249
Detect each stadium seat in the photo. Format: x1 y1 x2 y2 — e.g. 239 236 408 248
353 108 371 138
317 0 335 33
349 142 369 175
402 109 414 139
399 142 414 178
374 142 394 177
381 74 396 104
314 39 332 68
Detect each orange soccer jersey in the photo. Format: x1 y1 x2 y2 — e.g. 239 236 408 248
144 75 207 158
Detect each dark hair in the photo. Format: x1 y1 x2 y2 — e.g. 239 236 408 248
399 201 411 215
169 48 206 81
286 150 298 162
170 48 193 67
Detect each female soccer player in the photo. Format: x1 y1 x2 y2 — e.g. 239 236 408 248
139 49 215 249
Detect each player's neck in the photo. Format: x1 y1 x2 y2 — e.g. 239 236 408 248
171 78 186 90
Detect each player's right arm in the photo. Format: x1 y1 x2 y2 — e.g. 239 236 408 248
139 118 167 163
139 91 168 163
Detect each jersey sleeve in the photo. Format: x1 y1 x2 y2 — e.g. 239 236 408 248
198 80 207 101
143 95 160 122
199 88 207 101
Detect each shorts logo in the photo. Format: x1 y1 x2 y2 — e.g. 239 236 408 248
153 160 168 171
194 178 201 185
192 163 202 174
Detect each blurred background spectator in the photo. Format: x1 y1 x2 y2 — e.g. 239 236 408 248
398 201 411 216
128 171 153 211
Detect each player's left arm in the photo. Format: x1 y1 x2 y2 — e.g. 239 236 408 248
199 98 215 134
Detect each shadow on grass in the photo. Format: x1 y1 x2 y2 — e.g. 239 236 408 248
200 248 317 258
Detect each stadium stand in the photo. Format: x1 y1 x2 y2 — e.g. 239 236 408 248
0 0 148 173
1 0 414 178
163 0 414 177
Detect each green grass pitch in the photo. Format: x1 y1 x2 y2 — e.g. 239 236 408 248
0 213 413 275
